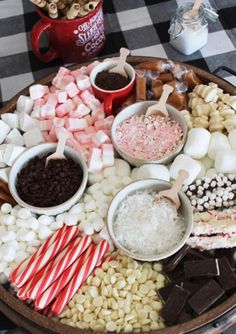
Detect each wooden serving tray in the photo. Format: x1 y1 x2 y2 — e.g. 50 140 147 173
1 56 236 334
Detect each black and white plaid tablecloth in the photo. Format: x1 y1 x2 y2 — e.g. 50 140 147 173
1 0 236 333
1 0 236 109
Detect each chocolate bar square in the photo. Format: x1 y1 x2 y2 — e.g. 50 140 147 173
164 244 190 272
161 285 191 325
188 280 224 315
184 259 219 279
158 283 175 303
181 281 202 295
217 257 236 291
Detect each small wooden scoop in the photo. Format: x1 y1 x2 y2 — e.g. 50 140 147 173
155 169 189 210
109 48 130 79
183 0 202 19
145 84 174 118
46 130 69 166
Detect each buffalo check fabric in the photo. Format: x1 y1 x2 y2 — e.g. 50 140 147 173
1 0 236 108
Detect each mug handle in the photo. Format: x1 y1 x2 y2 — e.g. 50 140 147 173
103 94 114 115
31 19 58 63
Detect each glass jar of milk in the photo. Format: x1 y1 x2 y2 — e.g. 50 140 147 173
169 2 208 55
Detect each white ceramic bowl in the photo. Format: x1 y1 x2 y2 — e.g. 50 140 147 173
8 143 88 216
107 179 193 262
111 100 188 167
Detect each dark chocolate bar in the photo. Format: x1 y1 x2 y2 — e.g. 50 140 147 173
161 285 191 325
188 280 224 315
181 281 202 295
158 283 174 302
184 259 219 279
164 244 190 272
217 257 236 291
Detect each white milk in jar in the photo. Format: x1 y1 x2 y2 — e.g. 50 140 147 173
169 2 208 55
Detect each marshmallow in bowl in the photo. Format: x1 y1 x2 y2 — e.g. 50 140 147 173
170 154 201 185
183 128 210 159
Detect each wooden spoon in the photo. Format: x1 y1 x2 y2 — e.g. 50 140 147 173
155 169 189 210
145 84 174 118
46 130 69 167
183 0 202 19
109 48 130 79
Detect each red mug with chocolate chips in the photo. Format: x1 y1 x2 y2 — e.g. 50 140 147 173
90 60 136 115
31 0 105 63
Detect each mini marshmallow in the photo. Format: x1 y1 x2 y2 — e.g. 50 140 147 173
208 132 231 160
58 66 71 77
3 145 25 166
38 215 53 226
17 208 32 220
57 91 68 103
0 144 7 162
184 128 211 159
40 104 56 119
229 129 236 150
92 131 110 146
1 231 16 242
38 225 53 240
114 159 131 177
103 167 116 178
65 214 78 226
88 171 104 184
16 95 34 113
0 120 10 144
29 84 49 100
102 145 114 168
74 131 91 145
80 90 103 111
56 103 70 118
31 106 41 119
20 113 39 132
170 154 202 185
5 129 24 146
23 127 44 147
1 203 12 214
65 82 79 98
27 217 39 231
136 164 170 181
1 113 19 129
76 74 91 91
69 203 84 214
215 150 236 173
39 119 54 131
0 167 10 183
65 118 88 132
72 103 90 118
46 94 58 107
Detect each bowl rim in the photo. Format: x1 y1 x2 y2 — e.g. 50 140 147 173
111 100 188 165
8 143 88 214
106 178 193 262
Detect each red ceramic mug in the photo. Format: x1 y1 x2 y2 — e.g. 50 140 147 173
90 60 136 115
31 1 105 63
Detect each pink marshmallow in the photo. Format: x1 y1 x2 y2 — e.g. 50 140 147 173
84 115 93 127
71 68 84 80
74 131 91 145
92 130 110 147
88 148 103 173
91 110 105 122
104 115 115 129
31 106 41 120
57 91 68 103
39 119 53 131
57 67 71 77
40 104 55 119
49 86 58 94
76 74 91 91
65 82 79 98
62 75 75 86
72 95 83 107
29 84 49 100
85 126 96 135
34 98 46 107
80 90 102 111
94 119 106 131
72 103 90 118
56 103 70 117
102 144 114 167
46 94 58 107
53 117 65 127
65 118 88 132
85 61 100 75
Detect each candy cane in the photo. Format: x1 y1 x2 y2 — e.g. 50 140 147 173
27 234 91 300
10 225 69 283
50 240 109 315
34 243 95 310
13 226 79 288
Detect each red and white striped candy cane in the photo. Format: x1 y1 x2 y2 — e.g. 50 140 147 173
34 242 95 310
27 234 91 300
13 226 79 288
50 240 109 315
10 225 68 283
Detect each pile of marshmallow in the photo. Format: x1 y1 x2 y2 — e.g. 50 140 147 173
0 159 133 284
181 82 236 133
0 62 117 179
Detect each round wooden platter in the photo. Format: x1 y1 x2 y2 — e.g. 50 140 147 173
1 56 236 334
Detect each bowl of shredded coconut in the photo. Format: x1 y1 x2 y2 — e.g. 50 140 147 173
107 179 193 261
111 100 188 167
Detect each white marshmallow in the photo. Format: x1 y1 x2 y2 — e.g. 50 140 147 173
114 159 131 177
1 203 12 214
0 167 10 183
23 127 44 147
0 120 10 144
84 223 94 235
92 218 104 232
17 208 32 219
15 251 28 264
170 154 202 185
27 246 37 254
0 261 7 273
208 132 231 160
85 201 96 212
50 221 63 230
16 219 29 228
27 239 41 247
88 172 104 184
20 113 39 132
103 167 116 178
1 231 16 242
65 214 78 226
16 95 34 113
0 215 15 226
184 128 211 159
1 113 19 129
131 168 139 180
122 176 132 185
136 164 170 181
3 145 25 166
5 129 24 146
29 84 49 100
69 203 84 214
215 150 236 173
87 183 101 195
22 231 36 242
2 245 16 262
38 225 52 240
38 215 52 226
228 129 236 150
